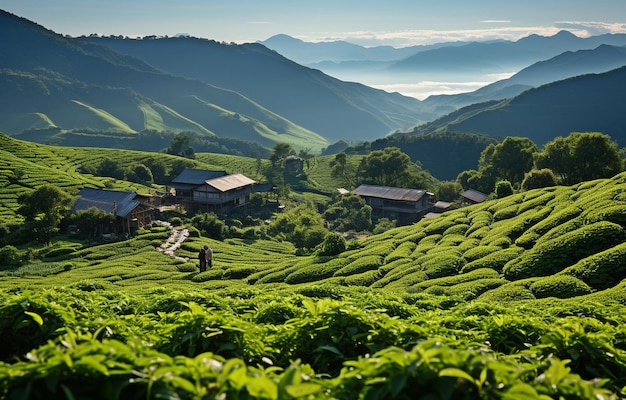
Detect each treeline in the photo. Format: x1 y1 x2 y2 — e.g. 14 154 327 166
338 132 499 180
18 128 269 158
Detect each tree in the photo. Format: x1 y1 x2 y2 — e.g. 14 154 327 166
435 181 463 202
17 185 73 243
456 137 538 194
329 152 355 187
495 180 514 198
535 132 623 185
317 233 346 256
357 147 429 188
480 137 537 185
323 193 372 232
521 168 557 191
269 143 296 168
97 158 126 180
165 134 195 159
68 207 115 238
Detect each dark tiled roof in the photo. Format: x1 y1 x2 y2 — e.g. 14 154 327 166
461 189 488 203
171 168 227 185
353 184 427 202
72 188 139 218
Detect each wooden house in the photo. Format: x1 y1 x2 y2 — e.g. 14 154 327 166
71 188 155 237
352 184 435 225
170 168 256 213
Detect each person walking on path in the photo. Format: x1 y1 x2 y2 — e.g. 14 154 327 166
204 245 213 269
198 246 207 272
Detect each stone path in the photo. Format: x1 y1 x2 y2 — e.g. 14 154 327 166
154 221 189 262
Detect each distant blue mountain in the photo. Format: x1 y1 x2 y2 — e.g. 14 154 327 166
408 65 626 147
424 44 626 113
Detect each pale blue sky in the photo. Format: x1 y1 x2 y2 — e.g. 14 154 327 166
2 0 625 46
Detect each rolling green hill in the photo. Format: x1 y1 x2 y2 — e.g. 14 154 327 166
2 134 626 397
0 10 328 152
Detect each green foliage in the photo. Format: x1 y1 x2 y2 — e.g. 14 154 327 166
535 132 623 185
559 241 626 290
504 221 625 280
356 147 431 188
0 245 21 268
316 233 346 256
529 275 592 299
334 255 382 277
190 212 226 240
323 193 372 232
495 179 514 198
522 168 557 190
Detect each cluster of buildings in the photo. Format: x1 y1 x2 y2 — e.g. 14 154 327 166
71 168 486 238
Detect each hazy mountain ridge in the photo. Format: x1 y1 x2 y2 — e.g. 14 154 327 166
407 65 626 146
78 35 436 142
0 11 322 151
424 44 626 112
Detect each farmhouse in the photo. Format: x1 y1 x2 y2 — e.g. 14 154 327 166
72 187 156 237
352 184 435 225
170 168 256 213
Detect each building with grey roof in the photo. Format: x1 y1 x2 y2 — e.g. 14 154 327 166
72 188 156 237
352 184 435 225
170 169 256 214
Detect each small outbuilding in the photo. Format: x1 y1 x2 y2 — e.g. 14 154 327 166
72 187 156 237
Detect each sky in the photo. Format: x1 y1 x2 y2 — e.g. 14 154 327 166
2 0 626 47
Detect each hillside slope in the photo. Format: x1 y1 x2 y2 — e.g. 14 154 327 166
81 36 435 142
0 10 328 152
424 44 626 112
407 65 626 146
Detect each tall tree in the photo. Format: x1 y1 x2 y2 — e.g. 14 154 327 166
535 132 623 185
269 143 295 168
357 147 429 188
17 185 73 243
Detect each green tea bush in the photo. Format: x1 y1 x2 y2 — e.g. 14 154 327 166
285 257 349 285
467 226 490 240
445 278 507 301
222 266 257 280
462 245 502 262
504 221 625 280
384 270 429 289
383 241 416 263
529 276 592 299
559 241 626 290
334 255 382 277
378 257 413 276
344 269 381 287
413 268 499 290
442 223 469 236
422 254 463 279
582 204 626 226
460 246 524 273
535 217 585 245
493 204 519 221
372 264 423 288
253 300 301 324
516 206 582 248
478 282 536 302
422 217 457 235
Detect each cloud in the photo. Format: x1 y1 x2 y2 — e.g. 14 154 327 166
299 22 626 47
554 21 626 36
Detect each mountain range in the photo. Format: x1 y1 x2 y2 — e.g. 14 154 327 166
404 65 626 146
0 10 434 152
3 8 626 156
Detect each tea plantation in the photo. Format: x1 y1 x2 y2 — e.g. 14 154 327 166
2 134 626 398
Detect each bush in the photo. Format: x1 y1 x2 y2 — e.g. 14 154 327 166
334 255 382 277
461 247 524 273
559 242 626 290
504 221 625 280
530 276 592 299
0 245 21 268
317 233 346 256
